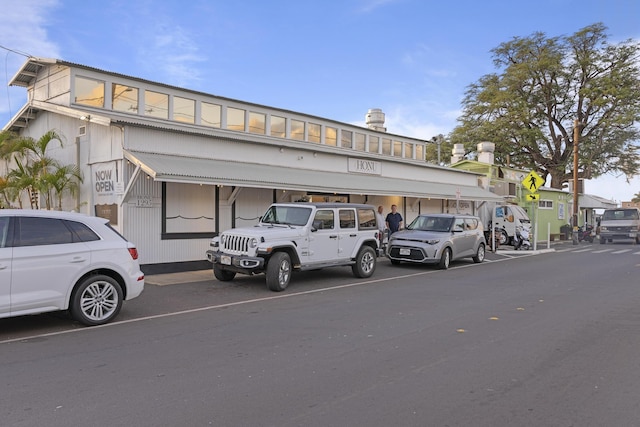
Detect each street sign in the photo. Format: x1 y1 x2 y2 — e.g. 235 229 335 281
522 171 544 193
526 193 539 201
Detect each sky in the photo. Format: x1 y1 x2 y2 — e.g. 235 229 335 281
0 0 639 203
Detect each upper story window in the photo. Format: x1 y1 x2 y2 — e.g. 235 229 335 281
369 136 379 154
75 76 105 107
404 142 413 159
201 102 221 127
291 119 305 141
355 133 366 151
249 112 266 134
393 140 402 157
173 96 195 124
326 127 337 146
415 144 424 160
308 123 321 143
382 138 392 155
112 84 138 113
227 107 245 131
341 130 353 149
144 90 169 119
271 116 286 137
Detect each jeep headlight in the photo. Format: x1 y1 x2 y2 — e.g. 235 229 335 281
600 226 608 231
249 238 258 248
220 234 227 244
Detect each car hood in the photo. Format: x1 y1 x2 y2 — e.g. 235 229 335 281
390 229 449 241
221 224 308 240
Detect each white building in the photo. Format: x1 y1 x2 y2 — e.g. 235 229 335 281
3 58 502 272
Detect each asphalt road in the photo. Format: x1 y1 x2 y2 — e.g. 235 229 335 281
2 242 640 426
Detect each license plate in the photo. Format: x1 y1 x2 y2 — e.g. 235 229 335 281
399 248 411 256
221 255 231 265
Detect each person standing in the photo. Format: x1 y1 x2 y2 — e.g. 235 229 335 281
376 205 386 249
385 204 403 235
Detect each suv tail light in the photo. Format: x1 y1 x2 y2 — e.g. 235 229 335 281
128 247 139 260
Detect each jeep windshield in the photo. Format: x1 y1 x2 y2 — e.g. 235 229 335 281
407 216 453 232
261 206 312 226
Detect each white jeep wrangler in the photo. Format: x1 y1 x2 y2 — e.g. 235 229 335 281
206 203 380 291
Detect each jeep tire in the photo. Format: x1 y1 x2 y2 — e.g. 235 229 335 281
352 246 376 278
266 252 292 292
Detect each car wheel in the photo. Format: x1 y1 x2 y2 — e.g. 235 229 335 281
70 274 123 326
213 265 236 281
498 230 509 246
438 247 451 270
472 243 485 263
352 246 376 278
266 252 291 292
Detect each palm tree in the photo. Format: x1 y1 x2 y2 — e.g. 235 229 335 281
44 164 84 210
632 192 640 203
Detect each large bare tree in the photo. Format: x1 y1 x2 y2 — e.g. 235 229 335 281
450 23 640 189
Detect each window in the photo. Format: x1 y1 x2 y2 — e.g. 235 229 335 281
404 142 413 158
464 218 479 230
382 138 392 155
308 123 321 143
326 127 337 146
249 112 266 134
163 182 215 237
201 102 221 127
341 130 353 149
393 140 402 156
291 119 305 140
227 107 246 131
355 133 366 151
339 209 356 229
509 182 517 196
539 200 554 209
0 217 9 248
173 96 195 123
65 220 100 242
358 209 377 230
112 84 138 113
16 217 74 246
144 90 169 119
74 76 105 107
369 136 379 154
313 210 334 230
415 144 424 161
271 116 286 137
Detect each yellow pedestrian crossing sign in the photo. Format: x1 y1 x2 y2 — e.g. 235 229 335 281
522 171 544 193
526 193 540 201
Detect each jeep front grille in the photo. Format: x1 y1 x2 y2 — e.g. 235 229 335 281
222 234 251 255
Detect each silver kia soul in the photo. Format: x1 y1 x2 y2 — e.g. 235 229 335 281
386 213 486 269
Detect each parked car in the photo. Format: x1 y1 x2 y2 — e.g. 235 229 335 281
599 207 640 244
0 210 145 326
386 213 486 269
207 202 380 291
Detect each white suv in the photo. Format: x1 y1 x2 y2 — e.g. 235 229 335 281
0 210 145 326
206 203 380 291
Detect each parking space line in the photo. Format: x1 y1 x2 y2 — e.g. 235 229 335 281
592 249 614 253
612 249 632 254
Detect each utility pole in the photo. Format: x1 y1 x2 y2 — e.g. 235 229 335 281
572 119 580 245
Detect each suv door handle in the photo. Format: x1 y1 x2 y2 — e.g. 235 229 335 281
349 234 357 237
329 235 338 239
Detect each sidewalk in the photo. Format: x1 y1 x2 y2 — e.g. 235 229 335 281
145 269 212 286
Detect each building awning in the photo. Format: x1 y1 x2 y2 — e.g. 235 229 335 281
124 150 504 202
579 193 618 209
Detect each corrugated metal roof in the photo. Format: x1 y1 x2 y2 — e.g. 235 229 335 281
124 150 505 202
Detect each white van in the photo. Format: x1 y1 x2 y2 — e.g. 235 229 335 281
599 208 640 244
